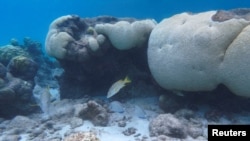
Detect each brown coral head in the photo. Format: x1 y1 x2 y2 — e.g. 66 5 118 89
212 8 250 22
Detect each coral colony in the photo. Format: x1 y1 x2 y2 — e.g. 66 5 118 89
1 8 250 141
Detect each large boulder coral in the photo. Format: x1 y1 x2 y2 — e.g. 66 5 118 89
148 8 250 97
219 23 250 97
45 15 113 98
95 19 156 50
45 15 85 60
45 15 155 60
45 15 112 61
45 15 152 98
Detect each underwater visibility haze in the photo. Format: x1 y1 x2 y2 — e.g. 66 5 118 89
0 0 250 45
1 0 250 141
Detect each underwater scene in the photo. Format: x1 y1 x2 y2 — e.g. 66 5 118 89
1 0 250 141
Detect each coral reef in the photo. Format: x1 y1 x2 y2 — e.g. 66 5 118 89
149 113 204 139
0 38 48 118
0 69 37 118
7 56 38 81
212 8 250 22
0 45 29 66
2 8 250 141
95 19 156 50
0 63 7 78
45 15 111 61
148 8 250 97
64 132 99 141
75 100 109 126
149 114 187 138
22 37 44 63
9 38 19 46
45 15 152 98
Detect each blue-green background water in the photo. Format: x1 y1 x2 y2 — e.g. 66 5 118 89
1 0 250 45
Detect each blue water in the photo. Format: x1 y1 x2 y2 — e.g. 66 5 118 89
0 0 250 46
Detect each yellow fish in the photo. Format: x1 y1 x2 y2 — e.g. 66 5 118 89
107 76 131 98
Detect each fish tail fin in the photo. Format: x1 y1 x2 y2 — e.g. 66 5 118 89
124 76 131 84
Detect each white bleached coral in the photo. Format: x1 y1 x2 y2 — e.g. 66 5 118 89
88 36 99 52
95 19 157 50
45 15 105 61
219 25 250 97
148 10 250 97
46 32 74 59
45 15 75 59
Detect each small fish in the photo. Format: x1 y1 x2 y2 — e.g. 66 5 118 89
40 86 51 115
107 76 131 98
